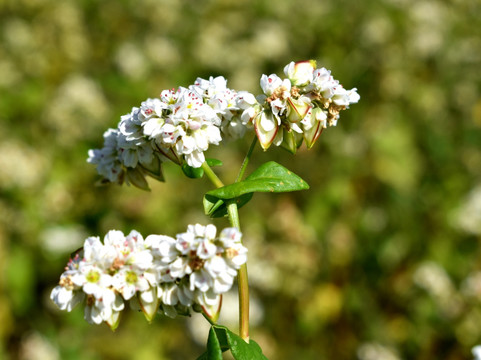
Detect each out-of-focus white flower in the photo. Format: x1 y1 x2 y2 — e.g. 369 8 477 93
454 186 481 235
472 345 481 360
357 342 400 360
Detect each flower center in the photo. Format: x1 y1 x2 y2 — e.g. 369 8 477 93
125 270 138 284
86 269 101 283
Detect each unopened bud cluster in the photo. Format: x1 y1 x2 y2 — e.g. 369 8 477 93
50 224 247 329
249 60 360 152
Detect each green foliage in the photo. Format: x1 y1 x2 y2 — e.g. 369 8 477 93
197 326 268 360
204 161 309 217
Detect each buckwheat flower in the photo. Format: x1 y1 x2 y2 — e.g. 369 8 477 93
50 269 85 313
260 74 291 97
112 267 150 300
310 67 338 98
172 224 247 300
84 289 124 326
50 282 84 312
218 228 248 268
117 110 154 169
104 230 153 271
146 234 178 264
189 76 254 141
140 98 168 139
203 256 237 294
145 87 222 168
71 263 113 299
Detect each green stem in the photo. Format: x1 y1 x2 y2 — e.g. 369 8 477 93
201 162 225 188
201 161 250 342
236 136 258 183
227 201 249 342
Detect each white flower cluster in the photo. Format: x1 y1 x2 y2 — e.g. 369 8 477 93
50 224 247 329
88 77 255 188
88 61 360 186
246 60 360 152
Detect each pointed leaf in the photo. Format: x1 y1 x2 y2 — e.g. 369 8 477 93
197 325 268 360
196 326 226 360
223 328 268 360
206 161 309 200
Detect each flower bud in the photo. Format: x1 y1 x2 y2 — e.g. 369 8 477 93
302 108 326 149
287 97 311 123
106 311 121 331
280 128 303 154
254 111 279 150
125 167 150 191
284 60 316 86
201 294 222 324
138 287 160 323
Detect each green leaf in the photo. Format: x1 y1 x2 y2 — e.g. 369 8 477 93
197 326 268 360
196 326 225 360
182 164 205 179
211 161 309 198
223 327 268 360
204 193 254 218
203 162 308 217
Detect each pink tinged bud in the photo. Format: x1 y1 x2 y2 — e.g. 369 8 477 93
286 97 312 123
201 294 222 324
284 60 317 86
303 123 323 150
254 111 279 150
138 288 160 323
106 311 121 331
302 108 326 149
106 295 124 331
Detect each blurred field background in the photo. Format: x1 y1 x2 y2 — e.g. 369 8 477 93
1 0 481 359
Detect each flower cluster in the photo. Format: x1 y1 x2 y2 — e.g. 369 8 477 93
87 77 255 188
50 224 247 329
87 61 360 188
247 60 360 152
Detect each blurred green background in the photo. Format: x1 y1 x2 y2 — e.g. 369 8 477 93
1 0 481 359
